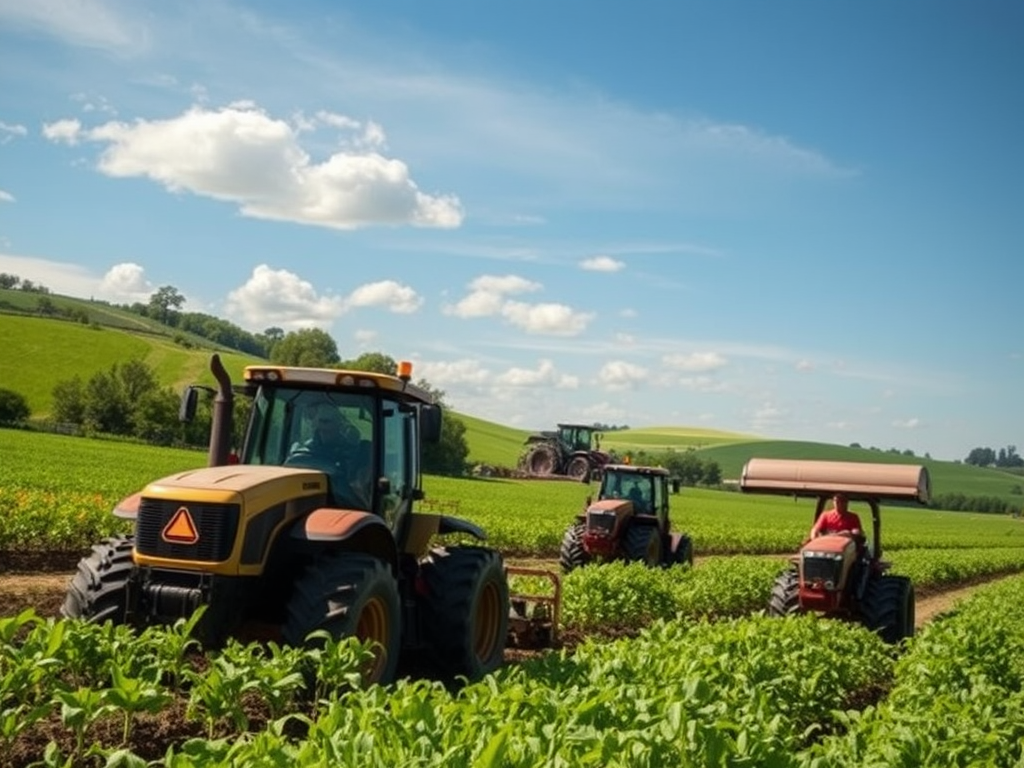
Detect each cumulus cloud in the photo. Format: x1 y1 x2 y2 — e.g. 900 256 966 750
42 119 83 145
347 280 423 313
445 273 594 336
495 359 579 389
795 359 815 372
598 360 648 391
579 255 624 272
663 351 728 372
444 274 541 318
417 358 493 387
99 262 153 301
501 301 594 336
225 265 345 329
43 104 463 230
224 266 423 330
0 190 13 203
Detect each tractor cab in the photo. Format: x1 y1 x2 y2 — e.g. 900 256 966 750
557 423 600 453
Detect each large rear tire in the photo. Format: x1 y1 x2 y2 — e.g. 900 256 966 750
420 547 509 681
61 535 135 624
283 553 401 686
559 523 591 572
525 444 560 475
768 568 801 617
862 574 915 644
623 525 662 567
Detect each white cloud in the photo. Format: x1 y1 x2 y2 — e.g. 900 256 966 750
346 280 423 313
598 360 648 391
0 0 145 52
495 359 578 389
501 301 595 336
353 329 377 346
0 121 27 144
663 351 727 372
48 104 463 231
795 359 815 372
0 190 14 203
892 418 922 429
224 265 345 330
579 255 624 272
42 119 83 145
417 358 493 387
99 262 152 301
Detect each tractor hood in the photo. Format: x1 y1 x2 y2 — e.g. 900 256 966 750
113 464 330 520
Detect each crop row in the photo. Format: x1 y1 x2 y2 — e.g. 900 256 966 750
6 573 1023 767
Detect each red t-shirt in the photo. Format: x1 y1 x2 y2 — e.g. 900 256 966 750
813 509 863 535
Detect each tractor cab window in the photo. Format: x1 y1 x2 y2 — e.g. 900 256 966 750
381 400 410 526
559 425 593 453
652 476 666 518
243 387 375 510
626 478 652 514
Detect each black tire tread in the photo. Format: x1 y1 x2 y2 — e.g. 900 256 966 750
60 535 135 624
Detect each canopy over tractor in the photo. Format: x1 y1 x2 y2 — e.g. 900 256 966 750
63 354 510 686
518 422 611 480
559 463 693 571
740 458 930 643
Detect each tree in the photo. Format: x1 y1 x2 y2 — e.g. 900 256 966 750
340 352 398 374
148 285 186 325
0 273 19 289
52 376 86 424
423 410 470 475
270 328 340 367
0 388 29 425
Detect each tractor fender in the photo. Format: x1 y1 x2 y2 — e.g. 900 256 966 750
113 491 143 520
292 508 398 570
437 515 488 541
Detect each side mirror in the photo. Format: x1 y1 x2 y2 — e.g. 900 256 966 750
420 404 442 444
179 386 199 422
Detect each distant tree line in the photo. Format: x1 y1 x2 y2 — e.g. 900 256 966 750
0 273 52 293
963 445 1023 469
614 448 723 489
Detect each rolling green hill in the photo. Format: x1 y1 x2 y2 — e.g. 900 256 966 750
2 292 1018 507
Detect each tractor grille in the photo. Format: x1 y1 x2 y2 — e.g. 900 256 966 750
135 498 240 562
801 553 843 591
586 510 616 534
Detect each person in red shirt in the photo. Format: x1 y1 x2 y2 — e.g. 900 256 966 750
809 494 864 540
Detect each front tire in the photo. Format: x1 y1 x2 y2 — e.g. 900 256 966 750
768 568 801 617
565 456 591 481
61 535 135 624
420 547 509 681
559 523 591 572
862 574 915 644
283 553 401 686
623 525 662 567
672 534 694 567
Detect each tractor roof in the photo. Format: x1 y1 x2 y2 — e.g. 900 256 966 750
739 458 930 504
557 423 598 430
603 464 670 477
243 363 434 405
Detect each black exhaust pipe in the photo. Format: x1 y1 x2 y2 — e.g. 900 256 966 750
208 354 234 466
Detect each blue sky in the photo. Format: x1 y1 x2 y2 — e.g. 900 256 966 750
1 0 1021 462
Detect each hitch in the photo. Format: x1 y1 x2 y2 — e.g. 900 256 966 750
505 566 562 648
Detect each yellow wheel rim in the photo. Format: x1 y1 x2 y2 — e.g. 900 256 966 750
356 595 391 683
473 580 502 663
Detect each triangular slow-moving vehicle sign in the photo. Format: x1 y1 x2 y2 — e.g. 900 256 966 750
162 507 199 544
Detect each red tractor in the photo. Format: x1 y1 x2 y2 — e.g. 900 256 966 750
740 458 930 644
559 464 693 571
518 423 611 480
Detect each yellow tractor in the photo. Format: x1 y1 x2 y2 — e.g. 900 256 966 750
62 355 509 684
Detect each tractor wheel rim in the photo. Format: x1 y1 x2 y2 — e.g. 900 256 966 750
356 595 390 682
473 581 501 663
